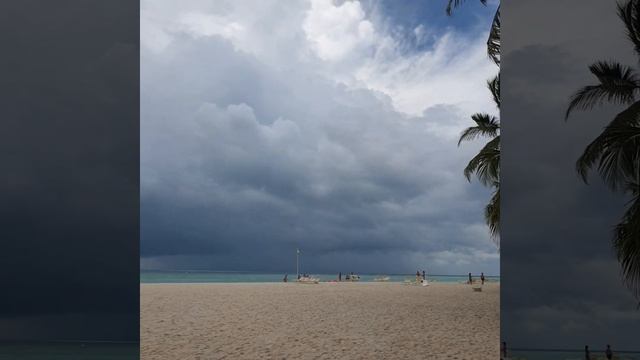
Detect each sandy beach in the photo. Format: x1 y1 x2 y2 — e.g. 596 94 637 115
141 282 499 359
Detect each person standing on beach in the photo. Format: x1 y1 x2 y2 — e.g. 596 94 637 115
500 341 507 359
468 272 472 284
422 270 426 280
481 272 485 285
585 345 590 360
283 274 288 283
605 344 613 360
339 272 342 281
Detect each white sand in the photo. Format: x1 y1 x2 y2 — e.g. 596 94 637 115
141 282 499 359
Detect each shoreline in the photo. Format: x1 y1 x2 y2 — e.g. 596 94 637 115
140 281 499 285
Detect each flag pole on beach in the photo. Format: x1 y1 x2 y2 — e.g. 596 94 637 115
296 248 300 279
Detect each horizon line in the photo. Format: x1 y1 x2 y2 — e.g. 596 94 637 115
139 269 501 277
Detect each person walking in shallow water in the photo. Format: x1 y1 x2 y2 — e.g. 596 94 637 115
422 270 426 280
605 344 613 360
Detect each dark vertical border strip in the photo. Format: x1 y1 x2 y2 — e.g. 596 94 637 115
501 0 640 353
0 0 140 346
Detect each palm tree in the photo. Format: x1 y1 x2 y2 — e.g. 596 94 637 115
458 75 501 243
565 0 640 301
448 1 501 242
446 0 500 65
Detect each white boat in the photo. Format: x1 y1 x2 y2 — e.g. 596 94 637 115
294 248 318 283
403 278 429 286
345 274 360 281
297 276 319 284
374 276 390 282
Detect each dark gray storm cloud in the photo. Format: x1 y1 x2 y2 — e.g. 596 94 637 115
140 0 500 275
502 0 640 350
1 0 139 341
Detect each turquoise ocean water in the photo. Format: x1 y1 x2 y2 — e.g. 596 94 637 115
140 270 499 284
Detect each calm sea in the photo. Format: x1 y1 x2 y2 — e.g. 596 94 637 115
508 349 640 360
140 270 499 284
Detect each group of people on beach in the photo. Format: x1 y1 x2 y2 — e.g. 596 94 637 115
284 270 490 284
282 273 312 282
468 272 486 285
585 344 614 360
415 270 427 282
338 272 357 281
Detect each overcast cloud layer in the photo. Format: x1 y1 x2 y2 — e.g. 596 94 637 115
140 0 499 275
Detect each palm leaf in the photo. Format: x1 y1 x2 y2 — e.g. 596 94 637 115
445 0 487 16
458 113 499 145
487 7 500 65
617 0 640 58
613 190 640 301
576 100 640 190
485 182 500 244
488 74 500 108
565 61 639 120
464 135 500 186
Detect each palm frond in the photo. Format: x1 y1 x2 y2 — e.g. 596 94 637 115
485 183 500 244
458 113 499 146
488 74 500 109
446 0 487 16
576 100 640 190
487 7 500 65
464 135 500 186
565 61 639 120
613 191 640 301
617 0 640 57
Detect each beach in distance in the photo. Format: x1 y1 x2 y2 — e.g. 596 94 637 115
141 281 499 360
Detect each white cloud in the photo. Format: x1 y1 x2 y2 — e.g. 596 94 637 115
303 0 375 62
141 0 497 118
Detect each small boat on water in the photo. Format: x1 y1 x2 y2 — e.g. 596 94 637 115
373 276 390 282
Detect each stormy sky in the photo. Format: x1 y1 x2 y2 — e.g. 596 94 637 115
501 0 640 350
140 0 500 275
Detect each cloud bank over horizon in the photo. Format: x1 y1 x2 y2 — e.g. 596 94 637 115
140 0 500 275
